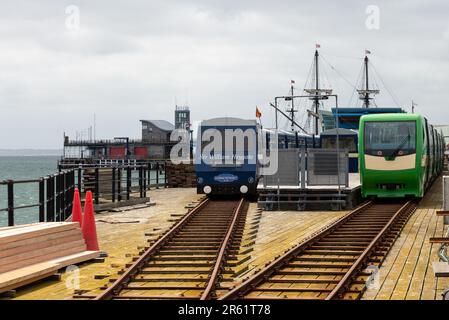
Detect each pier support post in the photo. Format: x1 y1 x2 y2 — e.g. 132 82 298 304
138 167 143 198
126 167 131 200
112 167 116 203
77 166 82 192
117 168 122 202
94 168 99 205
39 178 45 222
7 180 14 226
55 173 61 221
444 177 449 225
46 176 55 222
156 163 160 189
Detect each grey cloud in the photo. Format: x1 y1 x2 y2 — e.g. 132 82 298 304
0 0 448 148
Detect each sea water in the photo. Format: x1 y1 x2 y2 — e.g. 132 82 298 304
0 156 59 227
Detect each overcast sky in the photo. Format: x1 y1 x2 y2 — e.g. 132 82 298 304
0 0 448 148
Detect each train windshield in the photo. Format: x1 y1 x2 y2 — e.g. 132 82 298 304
200 127 257 167
364 121 416 156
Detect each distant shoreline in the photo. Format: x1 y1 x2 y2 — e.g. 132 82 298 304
0 150 62 157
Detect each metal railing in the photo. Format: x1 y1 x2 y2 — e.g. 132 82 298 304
0 162 167 227
58 161 167 204
0 170 75 227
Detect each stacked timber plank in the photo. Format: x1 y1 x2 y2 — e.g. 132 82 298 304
165 162 197 188
0 222 100 294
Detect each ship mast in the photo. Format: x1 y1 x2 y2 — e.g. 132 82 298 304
304 46 332 135
313 50 319 135
357 51 379 108
285 82 297 131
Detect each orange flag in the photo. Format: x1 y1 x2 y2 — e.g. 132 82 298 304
256 107 262 118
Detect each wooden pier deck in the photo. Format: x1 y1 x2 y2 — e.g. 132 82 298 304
362 177 448 300
1 189 346 300
2 176 448 300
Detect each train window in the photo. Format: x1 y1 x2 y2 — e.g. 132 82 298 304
364 121 416 157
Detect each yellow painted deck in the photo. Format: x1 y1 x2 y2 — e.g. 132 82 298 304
362 177 448 300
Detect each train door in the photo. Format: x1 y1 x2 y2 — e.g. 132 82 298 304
424 118 431 189
436 131 440 174
430 125 436 180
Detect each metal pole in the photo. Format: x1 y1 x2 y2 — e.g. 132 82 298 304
335 95 342 209
117 168 122 202
112 167 116 203
95 168 99 205
7 180 14 226
55 173 61 221
61 172 66 220
156 163 160 189
126 167 131 200
47 176 54 222
164 162 167 187
39 178 45 222
139 167 143 198
77 165 81 187
143 166 147 198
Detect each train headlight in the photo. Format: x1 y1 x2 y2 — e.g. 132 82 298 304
240 185 248 194
197 177 204 184
203 186 212 194
248 177 254 184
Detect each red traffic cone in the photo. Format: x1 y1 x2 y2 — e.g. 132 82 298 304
82 191 99 251
71 188 83 227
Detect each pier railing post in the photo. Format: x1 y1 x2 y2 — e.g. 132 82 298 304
126 167 131 200
95 168 99 205
138 166 143 198
65 170 74 218
156 163 160 189
60 172 66 221
117 168 122 202
164 161 167 188
112 167 116 203
147 162 151 189
39 178 45 222
143 166 147 198
55 172 61 221
7 180 14 226
77 165 82 191
46 176 55 222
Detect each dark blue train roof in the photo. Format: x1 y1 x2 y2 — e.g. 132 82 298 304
331 107 406 130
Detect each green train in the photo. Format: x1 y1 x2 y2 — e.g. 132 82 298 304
359 113 445 198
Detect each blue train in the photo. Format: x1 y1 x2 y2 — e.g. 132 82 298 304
195 117 316 196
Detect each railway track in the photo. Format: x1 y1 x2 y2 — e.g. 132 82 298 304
221 200 418 300
94 198 248 300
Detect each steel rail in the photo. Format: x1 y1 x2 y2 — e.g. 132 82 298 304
219 200 374 300
94 198 211 300
200 198 245 300
325 200 416 300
